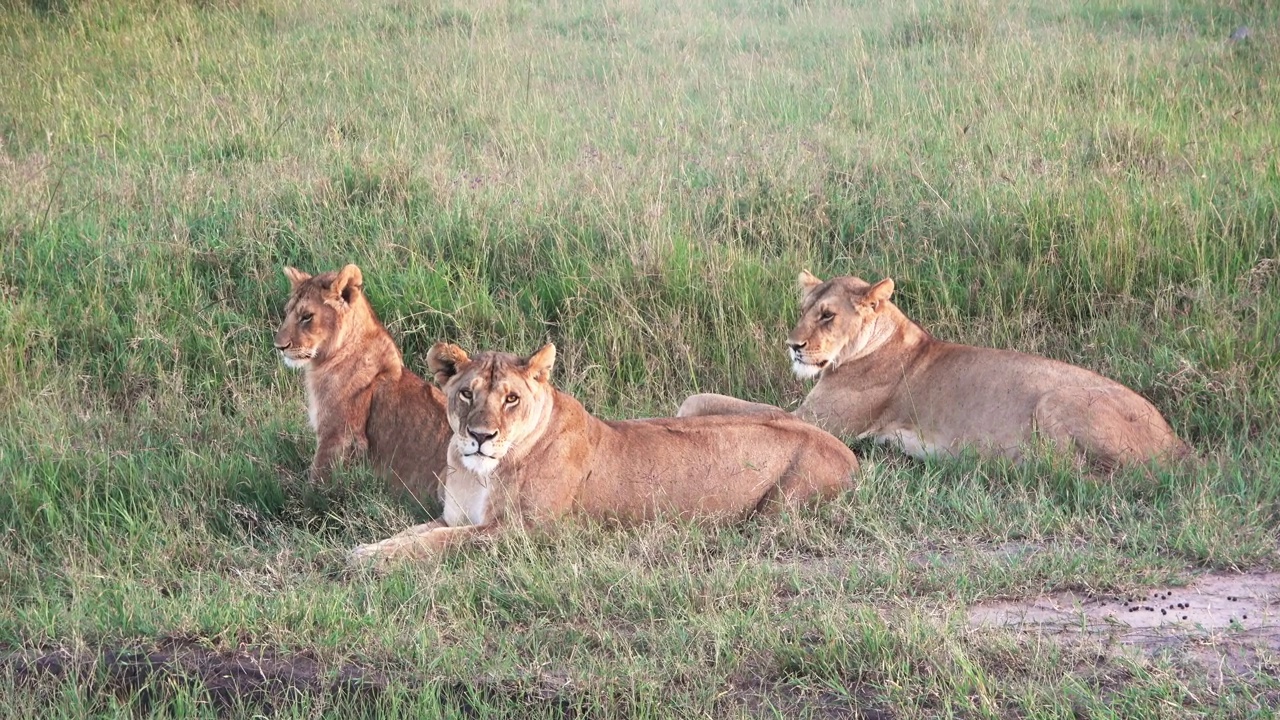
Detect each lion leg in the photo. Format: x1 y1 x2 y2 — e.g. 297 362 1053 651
348 521 496 566
755 438 859 515
309 431 347 484
345 390 373 455
311 399 373 479
310 433 362 483
676 393 790 419
1033 388 1180 471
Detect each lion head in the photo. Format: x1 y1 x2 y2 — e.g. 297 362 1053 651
427 342 558 476
273 264 365 369
787 270 896 379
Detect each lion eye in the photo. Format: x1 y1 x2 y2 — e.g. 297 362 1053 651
819 310 835 322
300 313 314 325
504 393 520 405
459 389 473 401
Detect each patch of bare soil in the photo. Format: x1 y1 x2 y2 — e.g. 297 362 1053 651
7 639 871 717
0 638 390 711
2 640 594 715
968 572 1280 672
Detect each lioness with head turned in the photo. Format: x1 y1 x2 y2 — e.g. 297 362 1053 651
274 264 451 504
679 271 1191 470
349 342 859 563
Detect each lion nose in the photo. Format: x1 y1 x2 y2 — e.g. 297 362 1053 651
788 341 807 352
468 428 498 445
274 339 291 350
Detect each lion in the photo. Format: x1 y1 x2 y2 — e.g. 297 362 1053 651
274 264 451 504
349 342 859 562
679 271 1192 470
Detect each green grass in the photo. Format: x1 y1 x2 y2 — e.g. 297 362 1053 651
2 0 1279 716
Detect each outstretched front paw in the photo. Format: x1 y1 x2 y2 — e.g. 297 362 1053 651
346 521 447 569
346 539 390 570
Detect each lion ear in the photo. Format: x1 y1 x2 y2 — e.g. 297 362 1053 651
283 266 312 290
427 343 470 385
525 343 557 383
329 264 363 305
863 278 895 311
798 270 824 299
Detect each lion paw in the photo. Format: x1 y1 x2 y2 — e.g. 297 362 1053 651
346 541 389 570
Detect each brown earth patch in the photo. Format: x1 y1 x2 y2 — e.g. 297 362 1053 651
3 637 889 717
968 571 1280 672
1 638 572 714
1 638 389 712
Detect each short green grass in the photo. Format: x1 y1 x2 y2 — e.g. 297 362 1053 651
2 0 1278 716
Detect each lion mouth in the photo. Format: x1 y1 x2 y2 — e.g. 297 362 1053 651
791 357 829 381
460 450 501 475
280 350 314 369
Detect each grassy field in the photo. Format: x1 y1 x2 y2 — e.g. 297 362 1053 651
2 0 1279 716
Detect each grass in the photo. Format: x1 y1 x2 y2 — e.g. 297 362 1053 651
1 0 1278 716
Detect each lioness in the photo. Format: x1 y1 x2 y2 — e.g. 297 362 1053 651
679 271 1191 470
274 264 451 504
349 342 859 562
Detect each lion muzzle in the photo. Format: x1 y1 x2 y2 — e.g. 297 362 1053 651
789 344 829 379
458 427 503 474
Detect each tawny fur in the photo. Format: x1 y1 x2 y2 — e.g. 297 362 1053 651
350 342 859 563
274 264 451 505
679 271 1192 470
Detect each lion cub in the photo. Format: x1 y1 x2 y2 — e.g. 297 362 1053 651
349 342 859 562
274 264 451 504
680 272 1191 470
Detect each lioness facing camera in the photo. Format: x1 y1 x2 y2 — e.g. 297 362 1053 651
349 342 859 562
274 264 451 504
679 272 1191 470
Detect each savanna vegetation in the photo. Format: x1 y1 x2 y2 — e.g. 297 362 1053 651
1 0 1277 716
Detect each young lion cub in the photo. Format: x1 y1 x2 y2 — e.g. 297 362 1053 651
274 264 451 504
349 342 859 563
680 271 1192 470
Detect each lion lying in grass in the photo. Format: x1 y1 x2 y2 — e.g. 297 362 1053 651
349 342 859 562
274 264 450 504
679 271 1191 470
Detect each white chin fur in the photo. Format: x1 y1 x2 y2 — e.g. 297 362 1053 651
282 354 310 369
791 361 823 380
461 453 500 475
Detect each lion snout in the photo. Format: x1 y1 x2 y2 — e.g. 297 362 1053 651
459 427 502 459
467 427 498 445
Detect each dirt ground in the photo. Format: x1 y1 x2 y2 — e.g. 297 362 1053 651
0 639 390 711
968 571 1280 673
1 638 875 717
